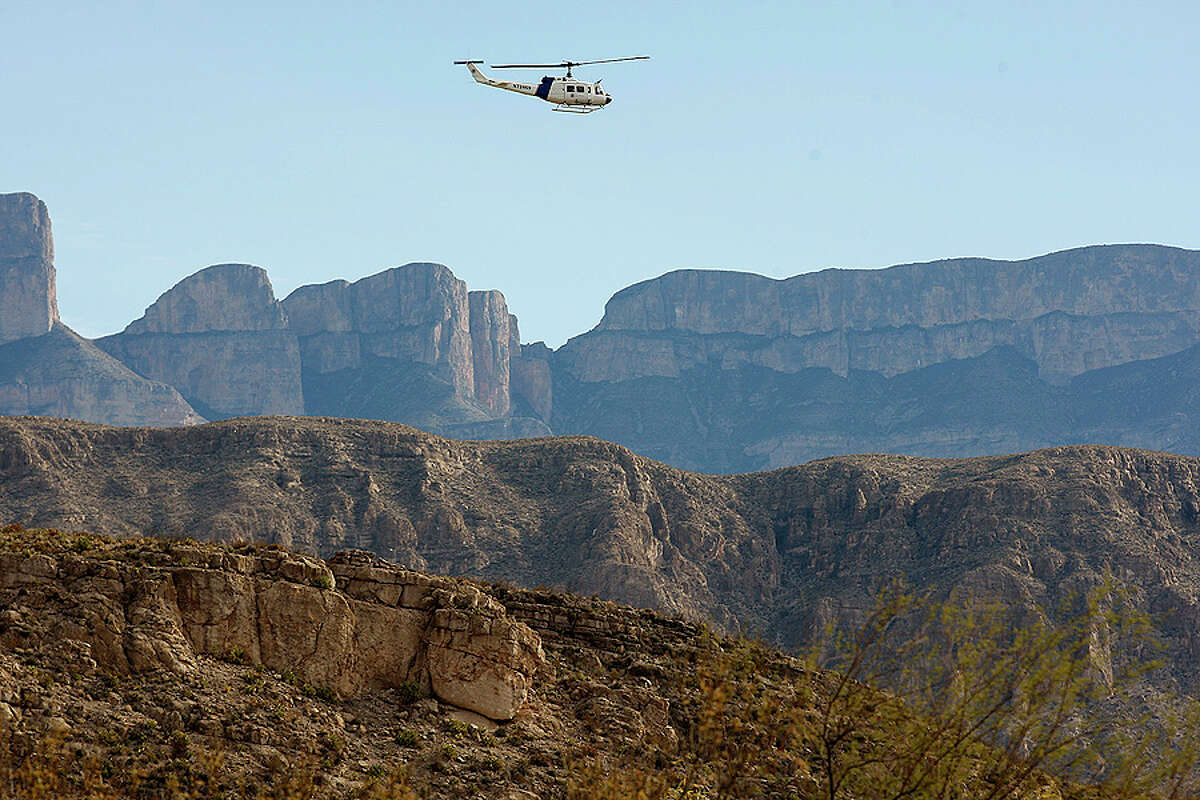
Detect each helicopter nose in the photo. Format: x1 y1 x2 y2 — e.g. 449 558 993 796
604 95 612 105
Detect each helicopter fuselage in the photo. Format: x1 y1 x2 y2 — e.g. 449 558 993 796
459 62 612 112
535 76 611 107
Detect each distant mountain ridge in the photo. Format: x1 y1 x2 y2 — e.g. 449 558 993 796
3 190 1200 471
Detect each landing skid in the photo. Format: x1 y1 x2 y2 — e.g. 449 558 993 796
552 104 602 114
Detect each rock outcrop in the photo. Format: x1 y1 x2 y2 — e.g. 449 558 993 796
0 527 720 798
0 193 202 427
0 192 58 345
0 533 542 720
97 264 304 419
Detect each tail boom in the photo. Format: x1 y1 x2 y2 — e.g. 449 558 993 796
455 61 538 97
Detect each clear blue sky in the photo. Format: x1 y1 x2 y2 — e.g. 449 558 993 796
4 1 1198 346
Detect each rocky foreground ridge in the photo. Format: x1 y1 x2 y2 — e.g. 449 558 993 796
5 416 1200 704
0 528 713 798
5 191 1200 470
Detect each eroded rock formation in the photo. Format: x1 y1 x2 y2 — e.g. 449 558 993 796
572 246 1200 382
548 245 1200 470
281 264 547 435
0 535 543 720
97 264 304 419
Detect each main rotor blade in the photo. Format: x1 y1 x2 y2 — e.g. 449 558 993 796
491 63 568 69
491 56 650 69
568 55 650 66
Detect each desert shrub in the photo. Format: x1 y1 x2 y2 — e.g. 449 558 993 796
395 680 423 705
570 582 1200 800
442 718 470 738
393 728 420 748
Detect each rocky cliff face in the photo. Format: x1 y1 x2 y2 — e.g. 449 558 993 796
549 244 1200 470
0 193 58 345
0 526 722 798
96 264 305 419
5 416 1200 698
10 190 1200 470
576 245 1200 382
0 533 541 720
282 264 546 434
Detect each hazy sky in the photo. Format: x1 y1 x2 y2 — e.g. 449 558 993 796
5 1 1198 346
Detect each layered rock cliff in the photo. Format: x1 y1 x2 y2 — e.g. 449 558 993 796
0 532 542 721
571 245 1200 382
0 526 737 798
282 264 547 435
96 264 305 419
9 189 1200 471
549 244 1200 471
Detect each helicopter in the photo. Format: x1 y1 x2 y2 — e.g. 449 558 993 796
453 56 649 113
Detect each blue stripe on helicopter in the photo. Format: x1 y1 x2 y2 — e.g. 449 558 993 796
536 76 553 100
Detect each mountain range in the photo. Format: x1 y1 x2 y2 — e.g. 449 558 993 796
3 190 1200 473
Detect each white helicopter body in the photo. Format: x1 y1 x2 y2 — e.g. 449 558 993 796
455 57 648 113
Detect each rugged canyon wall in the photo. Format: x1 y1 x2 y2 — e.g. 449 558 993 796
572 245 1200 382
96 264 305 419
7 190 1200 471
550 245 1200 471
281 264 547 435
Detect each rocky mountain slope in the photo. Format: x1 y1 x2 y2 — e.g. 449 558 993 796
4 416 1200 702
3 527 1177 799
0 528 706 798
